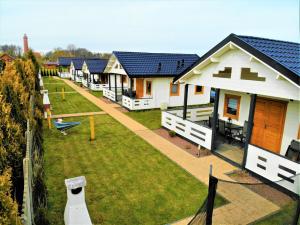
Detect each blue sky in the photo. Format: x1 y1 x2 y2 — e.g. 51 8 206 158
0 0 299 55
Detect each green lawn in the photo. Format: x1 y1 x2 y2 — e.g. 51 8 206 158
43 77 75 93
42 76 63 83
89 90 103 98
44 115 227 225
42 76 101 115
48 93 100 115
125 109 162 130
251 202 299 225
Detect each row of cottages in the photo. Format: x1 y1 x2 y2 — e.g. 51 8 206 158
103 51 211 110
162 33 300 194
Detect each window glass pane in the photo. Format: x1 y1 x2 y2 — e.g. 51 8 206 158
171 84 178 93
196 86 203 92
227 98 237 115
146 82 151 94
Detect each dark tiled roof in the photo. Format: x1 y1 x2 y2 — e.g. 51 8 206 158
113 51 200 77
237 35 300 77
58 57 82 66
71 58 85 70
85 59 108 73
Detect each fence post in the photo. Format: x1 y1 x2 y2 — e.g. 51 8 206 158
47 109 51 129
62 87 65 100
90 115 95 141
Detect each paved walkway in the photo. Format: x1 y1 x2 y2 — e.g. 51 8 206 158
51 111 106 119
62 78 279 224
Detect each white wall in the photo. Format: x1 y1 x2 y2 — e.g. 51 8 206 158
104 55 127 75
143 77 210 108
185 45 299 100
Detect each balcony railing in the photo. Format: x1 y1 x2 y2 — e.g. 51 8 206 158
122 95 155 110
103 87 123 101
82 79 88 87
166 106 213 122
90 83 108 91
161 110 213 150
246 144 300 194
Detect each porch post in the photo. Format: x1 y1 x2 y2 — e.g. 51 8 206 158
211 88 220 151
242 94 257 167
121 75 124 95
114 74 117 102
108 74 111 90
130 78 133 97
183 84 189 120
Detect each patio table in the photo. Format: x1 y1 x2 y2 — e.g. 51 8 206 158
224 121 243 143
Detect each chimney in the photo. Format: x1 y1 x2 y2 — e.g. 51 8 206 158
23 34 29 54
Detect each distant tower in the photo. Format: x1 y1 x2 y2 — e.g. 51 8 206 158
23 34 29 53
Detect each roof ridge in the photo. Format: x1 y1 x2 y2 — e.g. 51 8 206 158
236 34 300 46
113 51 199 56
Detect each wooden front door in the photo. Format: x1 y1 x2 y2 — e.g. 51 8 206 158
251 98 287 153
135 79 144 98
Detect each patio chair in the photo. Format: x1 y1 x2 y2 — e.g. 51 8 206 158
233 121 248 144
218 120 230 139
285 140 300 162
208 114 219 128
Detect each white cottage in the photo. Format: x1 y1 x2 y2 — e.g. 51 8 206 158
70 58 84 82
82 59 109 91
162 34 300 194
103 51 211 110
58 57 80 78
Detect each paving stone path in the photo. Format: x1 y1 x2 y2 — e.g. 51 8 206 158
62 78 279 225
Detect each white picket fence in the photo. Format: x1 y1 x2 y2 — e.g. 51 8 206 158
246 145 300 195
161 111 212 150
122 95 155 110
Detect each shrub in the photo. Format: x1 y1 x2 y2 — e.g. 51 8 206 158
168 130 176 137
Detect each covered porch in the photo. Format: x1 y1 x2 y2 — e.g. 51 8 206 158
88 73 109 91
121 77 155 110
103 75 155 110
162 85 300 194
102 73 128 102
74 70 83 83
